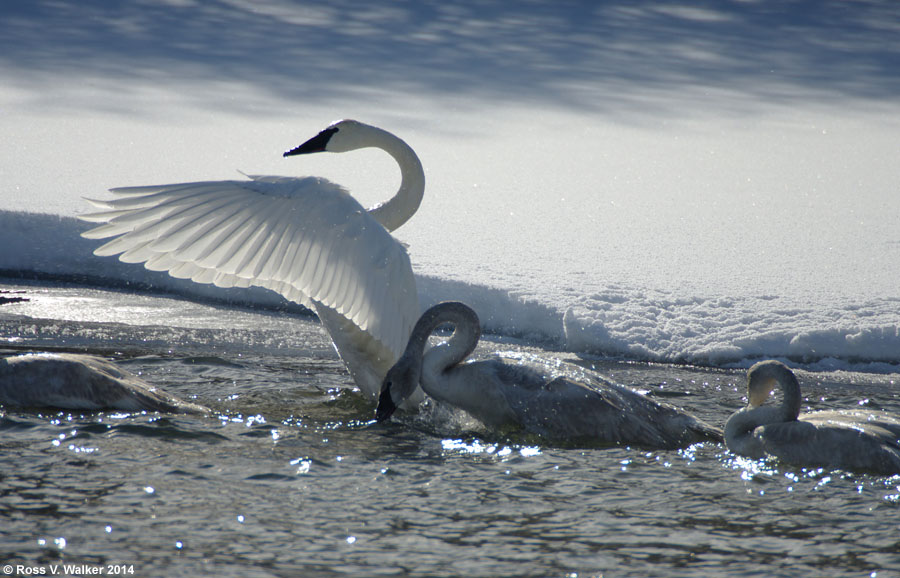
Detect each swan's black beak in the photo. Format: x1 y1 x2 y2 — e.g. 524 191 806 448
284 127 338 157
375 386 397 422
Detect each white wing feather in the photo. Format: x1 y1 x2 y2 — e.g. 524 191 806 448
80 176 418 360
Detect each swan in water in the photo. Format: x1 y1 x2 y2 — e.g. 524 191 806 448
80 120 424 406
0 353 208 413
376 302 722 449
725 360 900 474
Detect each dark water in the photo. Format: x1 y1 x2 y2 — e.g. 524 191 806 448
1 281 900 577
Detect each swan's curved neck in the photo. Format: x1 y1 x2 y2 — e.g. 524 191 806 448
778 371 802 421
376 302 480 420
751 364 802 423
405 302 481 379
364 127 425 232
725 362 804 458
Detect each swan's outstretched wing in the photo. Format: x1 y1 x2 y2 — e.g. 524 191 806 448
79 176 418 358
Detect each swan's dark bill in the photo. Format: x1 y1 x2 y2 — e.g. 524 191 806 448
375 386 397 422
284 126 338 157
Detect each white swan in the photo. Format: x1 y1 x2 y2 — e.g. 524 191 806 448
376 302 722 449
80 120 424 405
0 353 208 413
725 360 900 474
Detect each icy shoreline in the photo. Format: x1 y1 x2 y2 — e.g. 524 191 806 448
2 211 898 373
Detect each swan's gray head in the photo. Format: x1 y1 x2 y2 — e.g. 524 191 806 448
375 353 421 422
746 360 795 407
283 120 369 157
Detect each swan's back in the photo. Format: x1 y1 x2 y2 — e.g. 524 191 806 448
755 410 900 475
508 375 721 448
439 359 720 449
803 409 900 439
0 353 208 413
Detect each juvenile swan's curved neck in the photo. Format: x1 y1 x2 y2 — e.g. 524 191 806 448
724 361 804 458
748 361 802 423
406 302 481 376
375 302 480 421
364 126 425 233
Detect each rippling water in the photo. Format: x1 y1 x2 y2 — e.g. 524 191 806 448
2 281 900 577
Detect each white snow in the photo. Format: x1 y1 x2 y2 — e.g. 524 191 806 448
2 1 899 370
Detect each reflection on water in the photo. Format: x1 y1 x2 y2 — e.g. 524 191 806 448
1 285 900 576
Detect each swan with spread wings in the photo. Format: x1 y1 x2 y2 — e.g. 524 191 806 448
81 120 425 406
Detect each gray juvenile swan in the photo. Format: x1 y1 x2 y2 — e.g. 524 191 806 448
80 120 424 406
725 360 900 474
0 353 208 413
376 301 722 449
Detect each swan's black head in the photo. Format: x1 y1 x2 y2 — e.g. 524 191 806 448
375 381 398 422
375 350 421 422
284 126 339 157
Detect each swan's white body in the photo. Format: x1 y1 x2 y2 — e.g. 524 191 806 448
725 360 900 474
377 302 722 449
80 120 424 405
0 353 207 413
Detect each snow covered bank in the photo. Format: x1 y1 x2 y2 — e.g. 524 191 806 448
2 211 899 372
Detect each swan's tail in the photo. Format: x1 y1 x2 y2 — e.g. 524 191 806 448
635 401 722 449
684 419 724 445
